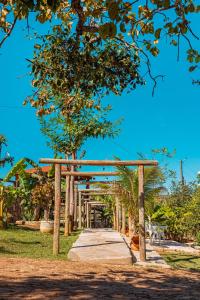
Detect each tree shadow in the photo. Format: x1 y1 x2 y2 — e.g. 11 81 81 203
0 246 16 254
10 240 41 245
0 268 199 299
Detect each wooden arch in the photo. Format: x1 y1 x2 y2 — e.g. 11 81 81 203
40 158 158 262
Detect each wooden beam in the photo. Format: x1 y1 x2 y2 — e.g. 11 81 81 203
40 158 158 166
62 171 120 177
86 202 106 205
79 189 114 192
53 164 61 255
138 165 146 262
82 192 116 196
75 181 118 185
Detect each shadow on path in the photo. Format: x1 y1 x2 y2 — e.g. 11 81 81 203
0 266 199 299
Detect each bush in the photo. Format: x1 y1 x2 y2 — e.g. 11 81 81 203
196 232 200 245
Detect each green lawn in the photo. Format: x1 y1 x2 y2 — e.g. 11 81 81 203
161 252 200 272
0 225 80 260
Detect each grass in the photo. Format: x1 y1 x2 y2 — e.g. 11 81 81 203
0 225 80 260
160 252 200 272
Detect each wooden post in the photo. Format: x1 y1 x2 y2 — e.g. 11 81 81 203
73 186 78 230
64 175 70 236
93 207 96 228
69 152 75 233
86 202 89 228
118 203 122 232
113 206 116 230
53 164 61 255
121 205 126 234
78 191 82 229
116 196 119 231
138 165 146 262
84 200 87 228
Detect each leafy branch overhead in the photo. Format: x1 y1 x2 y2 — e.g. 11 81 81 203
40 104 121 155
1 1 199 89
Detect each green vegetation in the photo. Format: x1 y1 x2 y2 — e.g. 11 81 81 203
115 163 165 235
161 252 200 272
0 226 80 260
2 158 55 222
0 134 14 167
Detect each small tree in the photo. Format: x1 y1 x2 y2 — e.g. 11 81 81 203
115 164 165 236
0 134 14 168
39 104 120 156
3 158 55 222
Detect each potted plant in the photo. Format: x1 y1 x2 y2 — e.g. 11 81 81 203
130 234 139 251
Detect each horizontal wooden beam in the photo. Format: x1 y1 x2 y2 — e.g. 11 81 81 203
79 189 113 192
75 181 118 185
62 171 120 177
40 158 158 166
87 202 106 206
82 192 116 196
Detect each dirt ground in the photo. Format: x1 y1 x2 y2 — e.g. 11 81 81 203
0 258 199 300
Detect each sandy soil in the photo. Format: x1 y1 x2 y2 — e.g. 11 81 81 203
0 257 199 299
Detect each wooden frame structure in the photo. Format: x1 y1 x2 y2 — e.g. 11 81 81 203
40 158 158 262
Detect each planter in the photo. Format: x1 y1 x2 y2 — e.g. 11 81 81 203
130 235 139 251
40 220 54 234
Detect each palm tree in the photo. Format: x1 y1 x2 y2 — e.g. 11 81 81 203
115 164 165 236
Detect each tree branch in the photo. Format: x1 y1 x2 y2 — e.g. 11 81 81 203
0 15 18 48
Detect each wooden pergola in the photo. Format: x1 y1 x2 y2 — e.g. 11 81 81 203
40 158 158 262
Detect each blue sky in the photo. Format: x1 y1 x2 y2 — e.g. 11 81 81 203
0 15 200 183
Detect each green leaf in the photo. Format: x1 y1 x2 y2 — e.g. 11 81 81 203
120 22 126 33
155 28 161 39
108 2 119 20
189 65 197 72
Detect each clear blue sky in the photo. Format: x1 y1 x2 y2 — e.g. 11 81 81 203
0 15 200 182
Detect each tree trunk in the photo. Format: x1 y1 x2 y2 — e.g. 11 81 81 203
44 207 50 221
33 206 40 221
128 211 137 237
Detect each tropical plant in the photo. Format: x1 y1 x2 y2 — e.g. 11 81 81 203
160 180 200 241
115 164 165 235
3 158 55 221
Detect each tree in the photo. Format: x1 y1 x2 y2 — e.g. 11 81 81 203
0 0 200 107
39 104 120 155
3 157 55 221
115 163 165 235
158 180 199 241
0 134 14 168
39 100 120 233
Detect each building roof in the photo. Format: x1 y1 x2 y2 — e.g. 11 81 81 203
25 165 69 174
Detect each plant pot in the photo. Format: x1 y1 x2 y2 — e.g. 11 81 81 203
130 235 139 251
40 220 54 234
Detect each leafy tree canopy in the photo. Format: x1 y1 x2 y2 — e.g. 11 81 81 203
5 1 196 113
39 103 121 155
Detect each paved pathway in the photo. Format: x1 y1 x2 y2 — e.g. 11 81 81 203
123 236 170 268
68 228 133 265
151 239 200 254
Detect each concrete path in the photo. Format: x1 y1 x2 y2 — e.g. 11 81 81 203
123 236 170 268
68 228 133 265
151 239 200 254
